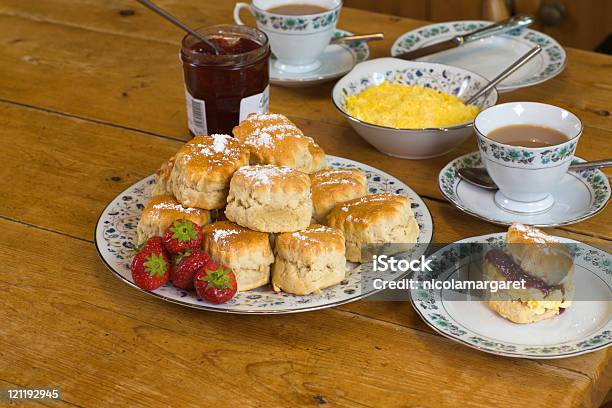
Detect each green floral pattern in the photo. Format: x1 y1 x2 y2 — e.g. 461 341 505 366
391 20 566 89
572 162 612 213
332 30 369 63
411 233 612 358
539 141 578 164
255 9 340 32
477 137 578 167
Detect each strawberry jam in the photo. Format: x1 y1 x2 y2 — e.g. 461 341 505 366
180 25 270 135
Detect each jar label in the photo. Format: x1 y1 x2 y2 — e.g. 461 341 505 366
239 85 270 122
185 89 207 135
185 86 269 135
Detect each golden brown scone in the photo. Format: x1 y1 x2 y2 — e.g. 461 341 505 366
169 134 249 209
136 195 212 245
310 168 367 223
232 112 326 173
506 223 559 245
326 193 419 262
225 165 313 232
202 221 274 291
151 155 175 196
483 223 574 324
272 225 346 295
506 223 573 285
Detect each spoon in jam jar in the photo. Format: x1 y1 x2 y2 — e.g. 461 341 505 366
136 0 223 55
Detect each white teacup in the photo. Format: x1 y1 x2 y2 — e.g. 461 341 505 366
234 0 342 73
474 102 583 214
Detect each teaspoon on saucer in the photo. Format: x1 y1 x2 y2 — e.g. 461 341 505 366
330 32 384 44
458 159 612 190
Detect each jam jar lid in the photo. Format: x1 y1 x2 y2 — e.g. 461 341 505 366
180 24 270 68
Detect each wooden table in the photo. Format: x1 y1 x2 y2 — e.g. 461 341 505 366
0 1 610 407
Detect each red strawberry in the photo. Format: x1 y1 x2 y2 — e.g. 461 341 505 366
194 261 237 304
162 219 202 255
131 250 170 290
139 236 166 255
171 250 211 290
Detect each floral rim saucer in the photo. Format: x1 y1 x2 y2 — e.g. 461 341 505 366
94 155 433 314
410 233 611 359
391 20 566 92
270 29 370 87
438 151 611 227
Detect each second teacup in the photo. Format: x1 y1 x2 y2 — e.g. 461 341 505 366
474 102 583 214
234 0 342 73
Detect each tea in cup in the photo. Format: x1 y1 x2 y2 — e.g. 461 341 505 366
474 102 583 214
234 0 342 73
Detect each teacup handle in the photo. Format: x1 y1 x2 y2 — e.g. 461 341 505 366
233 2 254 25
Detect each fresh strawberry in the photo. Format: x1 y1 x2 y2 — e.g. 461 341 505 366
194 260 237 304
131 250 170 290
162 219 202 255
171 250 211 290
139 236 166 255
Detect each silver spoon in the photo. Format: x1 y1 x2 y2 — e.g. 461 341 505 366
136 0 223 55
458 159 612 190
464 45 542 105
330 33 384 44
271 32 384 60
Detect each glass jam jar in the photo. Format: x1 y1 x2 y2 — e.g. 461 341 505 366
180 24 270 136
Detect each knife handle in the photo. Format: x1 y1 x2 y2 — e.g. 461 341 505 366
456 14 534 45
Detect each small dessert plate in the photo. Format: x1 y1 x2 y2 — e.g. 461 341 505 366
439 152 611 227
391 21 566 92
410 233 612 358
271 29 369 87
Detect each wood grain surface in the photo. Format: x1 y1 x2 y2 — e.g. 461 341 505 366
0 1 610 407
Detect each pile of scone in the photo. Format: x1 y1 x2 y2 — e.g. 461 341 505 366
136 113 420 295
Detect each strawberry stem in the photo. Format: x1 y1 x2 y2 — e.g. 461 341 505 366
144 254 168 277
199 266 233 290
169 219 198 242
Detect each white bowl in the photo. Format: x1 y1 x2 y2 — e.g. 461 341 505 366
332 58 498 159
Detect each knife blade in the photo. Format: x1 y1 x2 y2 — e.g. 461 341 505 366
395 14 534 61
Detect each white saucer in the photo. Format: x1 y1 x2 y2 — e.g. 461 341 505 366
391 21 566 93
270 29 369 88
439 152 611 227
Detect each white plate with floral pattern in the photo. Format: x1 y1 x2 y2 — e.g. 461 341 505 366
270 29 370 87
439 152 611 227
95 155 433 314
391 21 566 92
410 233 611 358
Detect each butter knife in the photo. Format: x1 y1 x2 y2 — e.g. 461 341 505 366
395 14 534 60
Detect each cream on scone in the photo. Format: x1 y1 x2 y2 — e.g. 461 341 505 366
202 221 274 291
232 112 326 174
326 193 419 262
272 224 346 295
225 165 313 233
169 134 250 209
310 168 368 223
136 195 212 245
484 223 574 324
